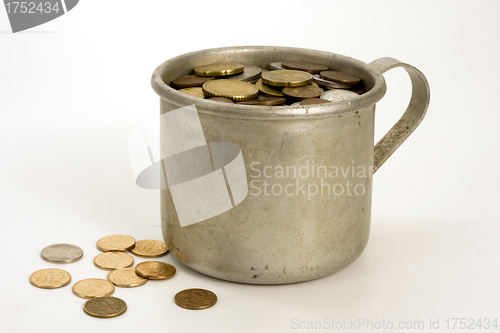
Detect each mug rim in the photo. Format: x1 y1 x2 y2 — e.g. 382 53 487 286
151 46 387 119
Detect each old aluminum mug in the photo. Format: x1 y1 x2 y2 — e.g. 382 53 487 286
151 46 430 284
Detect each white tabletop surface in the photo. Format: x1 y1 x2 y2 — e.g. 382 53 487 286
1 1 499 332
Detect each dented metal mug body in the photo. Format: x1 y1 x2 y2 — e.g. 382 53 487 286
151 46 430 284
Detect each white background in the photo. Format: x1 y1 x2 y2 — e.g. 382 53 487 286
1 1 499 332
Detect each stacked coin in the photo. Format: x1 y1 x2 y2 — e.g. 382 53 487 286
93 235 171 290
169 61 365 106
30 235 217 318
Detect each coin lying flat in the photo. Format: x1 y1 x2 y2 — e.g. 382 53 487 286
108 268 148 287
255 78 284 97
30 268 71 289
73 278 115 299
325 85 362 93
207 97 234 103
236 97 286 106
94 252 134 271
269 62 284 70
202 80 258 101
320 71 361 85
227 66 262 82
135 261 176 280
83 296 127 318
282 84 324 100
41 244 83 264
350 88 366 94
96 235 135 252
194 63 244 77
282 61 328 74
175 288 217 310
300 98 331 105
313 74 354 89
130 239 169 258
320 89 359 102
171 74 215 89
262 70 313 87
178 87 205 99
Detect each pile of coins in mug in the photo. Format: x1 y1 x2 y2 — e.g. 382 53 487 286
170 61 365 106
29 236 217 318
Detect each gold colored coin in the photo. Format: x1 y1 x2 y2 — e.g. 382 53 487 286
30 268 71 289
130 239 169 258
282 84 325 100
135 261 176 280
255 78 284 97
178 87 205 99
175 288 217 310
108 268 148 288
94 252 134 271
262 70 313 87
83 296 127 318
72 278 115 299
194 63 244 77
202 79 258 101
96 234 135 252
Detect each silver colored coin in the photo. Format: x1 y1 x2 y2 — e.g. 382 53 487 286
320 89 359 102
227 66 262 82
313 75 353 89
249 70 266 84
291 102 302 106
41 243 84 264
269 62 284 70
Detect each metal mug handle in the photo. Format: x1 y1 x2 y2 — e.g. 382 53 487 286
369 57 430 172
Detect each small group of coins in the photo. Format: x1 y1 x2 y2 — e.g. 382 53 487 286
170 61 365 106
29 235 217 318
